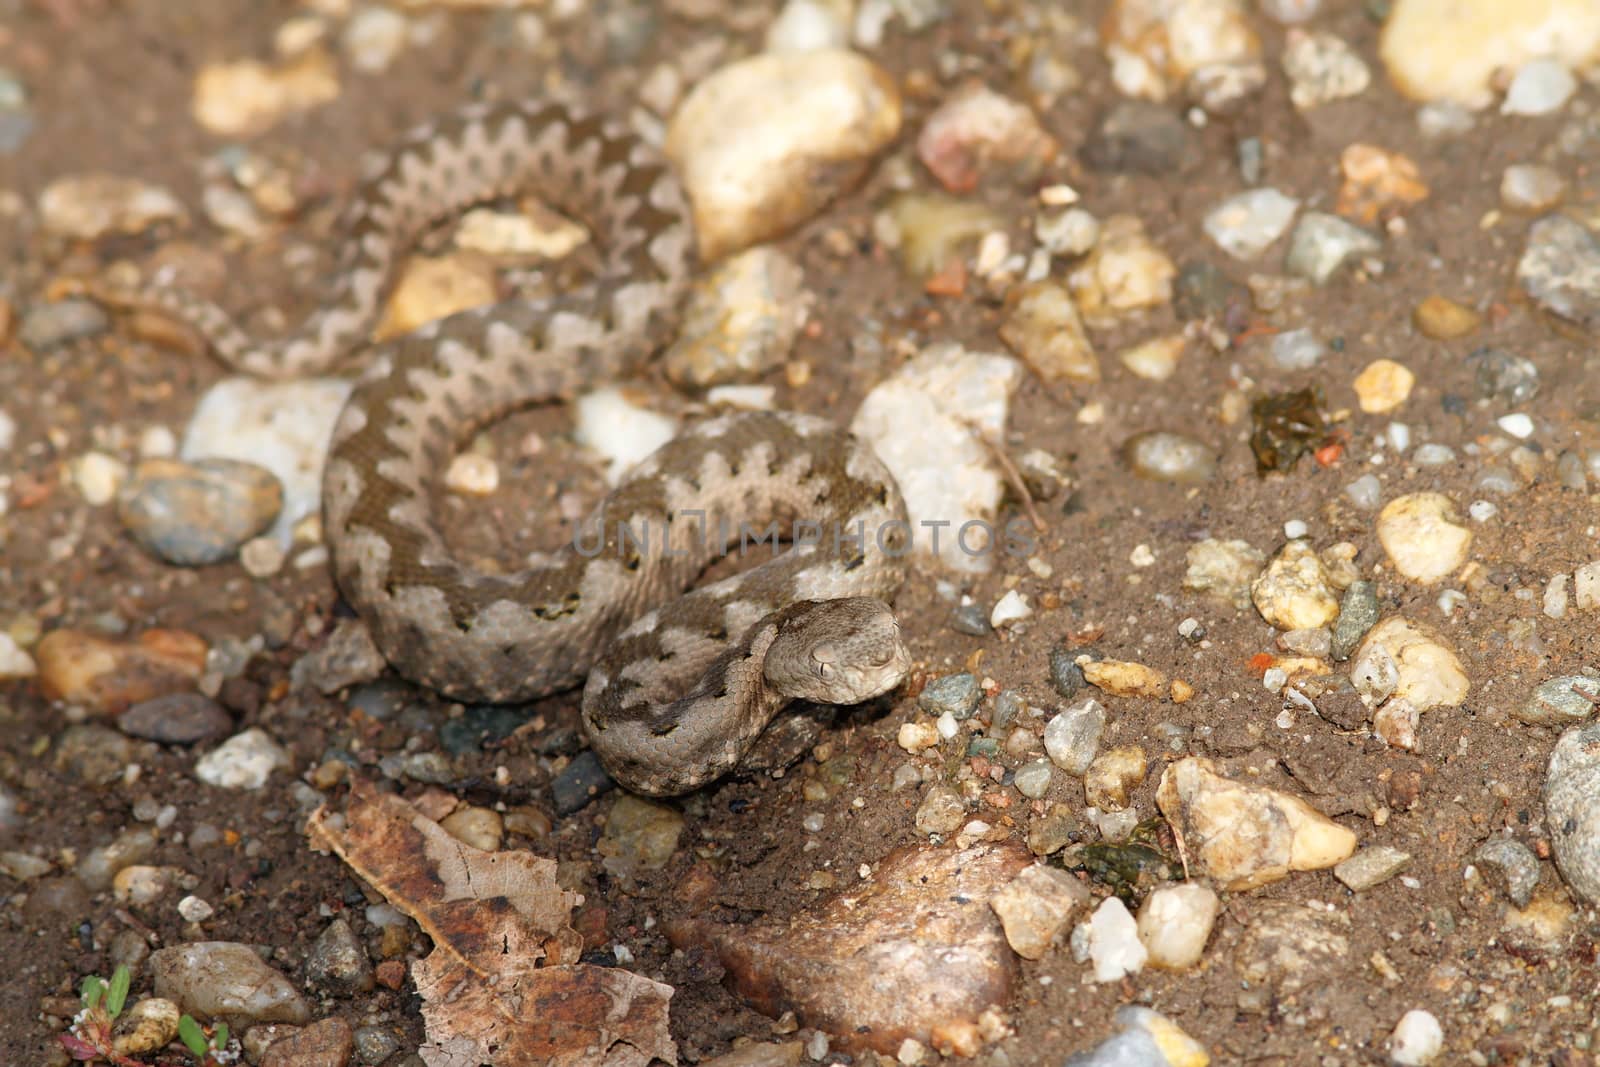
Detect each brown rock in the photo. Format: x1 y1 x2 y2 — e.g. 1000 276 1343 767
118 692 232 744
36 628 207 715
260 1016 353 1067
1413 295 1480 339
666 841 1029 1056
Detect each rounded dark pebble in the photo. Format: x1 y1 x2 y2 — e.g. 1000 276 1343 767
1081 100 1191 176
552 750 615 814
441 705 533 755
918 672 982 719
347 679 416 722
1048 647 1085 698
353 1025 403 1065
306 918 375 996
1173 260 1241 322
118 458 283 566
118 692 232 744
19 298 108 350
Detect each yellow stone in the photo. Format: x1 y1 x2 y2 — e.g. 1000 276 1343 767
1352 358 1414 413
1413 295 1481 340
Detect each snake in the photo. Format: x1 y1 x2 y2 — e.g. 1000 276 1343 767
93 98 912 796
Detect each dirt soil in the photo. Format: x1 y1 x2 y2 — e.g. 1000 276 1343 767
2 1 1600 1065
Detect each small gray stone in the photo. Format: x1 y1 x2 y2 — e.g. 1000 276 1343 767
19 298 108 350
1517 675 1600 725
914 785 967 835
118 458 283 566
1333 845 1411 892
1048 647 1085 697
1122 431 1217 484
151 942 310 1027
353 1025 403 1065
991 689 1025 731
949 601 992 636
918 672 982 719
77 827 159 891
1474 837 1541 907
1171 261 1241 322
1270 327 1326 370
306 918 374 996
1284 211 1380 285
1467 346 1540 405
1081 101 1191 175
1330 580 1379 661
119 693 232 745
1543 721 1600 906
551 750 615 814
1042 698 1105 776
1518 214 1600 334
1012 759 1053 799
55 723 137 787
292 619 387 695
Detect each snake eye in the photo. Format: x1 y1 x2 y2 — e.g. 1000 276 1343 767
815 660 835 680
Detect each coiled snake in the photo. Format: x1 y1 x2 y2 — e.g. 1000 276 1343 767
97 99 911 795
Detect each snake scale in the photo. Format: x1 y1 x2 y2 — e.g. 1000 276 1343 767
103 99 912 796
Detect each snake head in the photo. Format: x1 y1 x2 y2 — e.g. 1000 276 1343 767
764 597 911 706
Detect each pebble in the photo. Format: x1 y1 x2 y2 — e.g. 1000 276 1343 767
1544 720 1600 906
240 536 287 578
1283 29 1370 110
1474 837 1541 908
1331 580 1379 661
998 281 1100 385
1270 327 1325 370
1576 561 1600 610
989 590 1032 629
662 246 806 388
1333 845 1412 892
0 851 52 880
571 387 680 486
1122 431 1217 484
1412 295 1479 340
666 49 900 261
1380 0 1600 108
342 5 411 72
596 794 683 879
1375 492 1471 583
948 601 991 636
352 1024 403 1065
669 842 1028 1057
1043 697 1107 771
1118 334 1186 382
183 377 352 544
113 864 179 907
77 827 158 891
1502 57 1577 116
1083 746 1146 812
1352 617 1468 712
36 627 207 715
1202 188 1298 261
152 941 310 1026
1062 1006 1210 1067
1183 538 1266 610
914 786 967 836
1035 206 1101 257
1468 346 1540 405
1048 647 1086 698
1389 1009 1444 1066
1500 164 1567 213
1101 0 1263 105
1251 540 1340 631
883 193 1005 280
1081 896 1146 983
118 458 284 566
550 750 615 814
1136 883 1219 971
306 918 375 996
20 299 111 351
260 1016 354 1067
918 672 982 719
177 895 214 922
1516 674 1600 726
38 174 187 239
700 1043 806 1067
442 452 499 496
191 51 341 137
70 450 129 506
291 618 387 695
1156 757 1356 890
119 693 233 744
1286 211 1381 285
111 997 182 1056
897 720 941 754
439 805 504 853
988 862 1089 959
1237 901 1350 996
1081 101 1192 176
195 727 291 790
454 206 586 259
1517 215 1600 335
1066 215 1175 324
915 83 1057 194
765 0 852 52
375 252 496 339
1336 145 1429 224
0 633 37 681
54 722 136 786
850 343 1021 575
1080 658 1167 699
1012 759 1053 800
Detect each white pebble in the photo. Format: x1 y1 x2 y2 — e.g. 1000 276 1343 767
1345 474 1382 510
0 633 38 680
1283 519 1308 540
1543 574 1569 619
1136 883 1219 971
444 452 499 496
138 425 177 458
71 451 128 506
0 409 16 452
1501 57 1576 116
177 895 214 922
765 0 852 54
1575 561 1600 611
935 711 959 740
1389 1008 1443 1065
1468 500 1497 523
1386 422 1411 453
1083 896 1147 982
1497 413 1534 439
574 387 679 486
239 536 286 579
195 728 291 790
342 6 411 73
896 721 941 753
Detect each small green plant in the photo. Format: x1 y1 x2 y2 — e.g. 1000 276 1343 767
58 964 237 1065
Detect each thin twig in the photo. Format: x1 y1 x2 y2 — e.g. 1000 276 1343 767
961 418 1047 534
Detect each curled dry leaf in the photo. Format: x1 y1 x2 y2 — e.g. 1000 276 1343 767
307 778 676 1067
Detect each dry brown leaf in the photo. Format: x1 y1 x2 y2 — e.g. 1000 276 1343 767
307 778 676 1067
